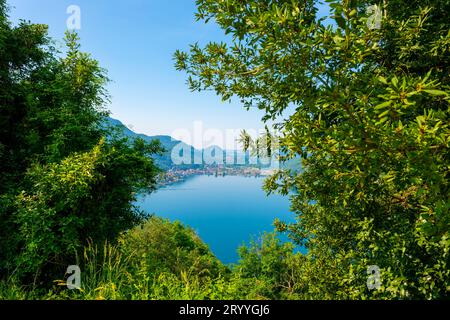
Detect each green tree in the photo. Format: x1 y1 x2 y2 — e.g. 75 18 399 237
0 1 162 284
176 0 450 299
120 216 226 279
236 233 304 299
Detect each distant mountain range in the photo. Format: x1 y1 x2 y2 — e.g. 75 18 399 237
104 117 252 170
104 117 301 172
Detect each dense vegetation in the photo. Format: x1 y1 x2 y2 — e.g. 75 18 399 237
1 0 448 300
175 0 450 299
0 0 302 300
0 0 162 288
0 217 304 300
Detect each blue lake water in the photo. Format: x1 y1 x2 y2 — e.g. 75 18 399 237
137 175 293 264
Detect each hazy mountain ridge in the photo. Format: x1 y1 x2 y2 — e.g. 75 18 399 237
105 117 247 170
104 117 301 171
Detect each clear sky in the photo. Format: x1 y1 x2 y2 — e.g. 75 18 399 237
7 0 329 149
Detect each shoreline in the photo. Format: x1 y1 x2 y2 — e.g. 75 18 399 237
158 167 276 187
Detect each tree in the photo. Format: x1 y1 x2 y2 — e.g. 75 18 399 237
176 0 450 299
236 232 304 299
0 2 162 284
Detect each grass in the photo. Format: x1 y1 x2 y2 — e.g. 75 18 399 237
0 217 301 300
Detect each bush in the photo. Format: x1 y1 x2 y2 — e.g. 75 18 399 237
12 138 161 284
120 217 227 278
48 218 230 300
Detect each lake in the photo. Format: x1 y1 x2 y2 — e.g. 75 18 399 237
138 175 293 264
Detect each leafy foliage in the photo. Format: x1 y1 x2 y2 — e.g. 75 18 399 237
0 220 304 300
0 1 162 284
120 217 227 279
236 233 304 299
175 0 450 299
2 0 449 300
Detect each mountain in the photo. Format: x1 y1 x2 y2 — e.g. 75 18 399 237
104 117 301 171
104 117 202 170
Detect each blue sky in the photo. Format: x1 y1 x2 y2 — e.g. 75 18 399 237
7 0 329 148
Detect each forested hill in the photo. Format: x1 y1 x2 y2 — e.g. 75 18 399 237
104 117 201 170
107 117 201 170
104 117 302 171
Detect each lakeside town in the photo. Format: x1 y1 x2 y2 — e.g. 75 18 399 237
158 166 277 186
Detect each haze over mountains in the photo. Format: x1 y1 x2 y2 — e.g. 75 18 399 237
105 117 254 170
105 117 301 172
